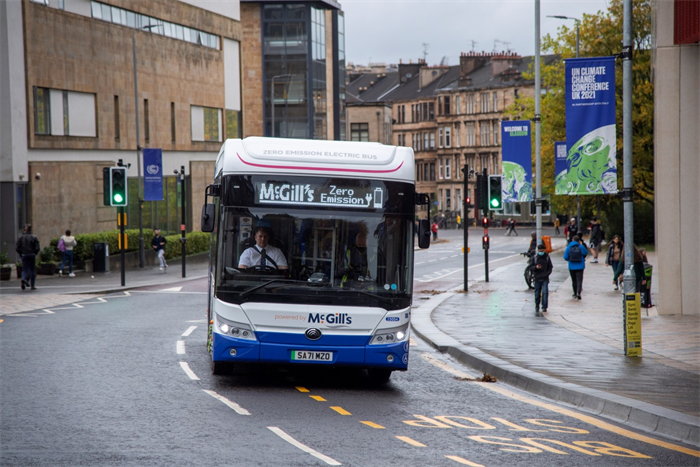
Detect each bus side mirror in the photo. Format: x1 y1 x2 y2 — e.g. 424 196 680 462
201 203 215 232
418 219 430 249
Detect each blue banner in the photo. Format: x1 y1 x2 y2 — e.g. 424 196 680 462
560 56 618 195
143 148 163 201
554 141 568 195
500 120 532 202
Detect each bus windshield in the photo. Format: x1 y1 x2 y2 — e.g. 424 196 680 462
214 175 415 310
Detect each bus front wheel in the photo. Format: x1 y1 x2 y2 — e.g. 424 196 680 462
367 369 392 383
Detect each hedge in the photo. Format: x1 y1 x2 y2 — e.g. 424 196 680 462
49 230 211 262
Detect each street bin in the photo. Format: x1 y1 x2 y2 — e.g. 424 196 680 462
93 242 110 273
641 263 653 308
542 235 553 253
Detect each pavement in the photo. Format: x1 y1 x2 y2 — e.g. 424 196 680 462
2 237 699 448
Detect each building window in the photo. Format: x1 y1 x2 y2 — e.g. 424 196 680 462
438 189 443 210
171 102 176 143
453 125 460 147
438 159 443 179
446 188 451 210
34 87 51 135
465 122 475 146
423 164 429 182
505 203 522 215
351 123 369 141
114 96 120 141
493 122 499 145
480 92 490 113
445 126 451 148
514 89 520 99
429 163 435 181
438 127 444 148
226 109 241 139
445 157 451 179
191 105 222 142
429 102 435 120
438 96 443 116
144 99 150 143
480 122 491 146
455 95 460 115
444 95 451 115
33 87 96 137
91 1 220 50
429 132 435 150
466 93 475 114
493 92 498 112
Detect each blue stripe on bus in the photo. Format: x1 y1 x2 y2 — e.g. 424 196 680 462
255 331 370 346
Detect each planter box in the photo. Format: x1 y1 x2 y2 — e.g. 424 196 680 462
37 263 56 275
0 267 11 281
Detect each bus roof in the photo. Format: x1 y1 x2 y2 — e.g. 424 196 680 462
215 137 415 183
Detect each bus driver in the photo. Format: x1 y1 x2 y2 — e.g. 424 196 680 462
238 227 288 270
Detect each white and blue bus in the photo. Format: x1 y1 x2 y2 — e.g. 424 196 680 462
201 137 430 381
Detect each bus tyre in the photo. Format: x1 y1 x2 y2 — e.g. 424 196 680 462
367 369 392 383
211 359 234 375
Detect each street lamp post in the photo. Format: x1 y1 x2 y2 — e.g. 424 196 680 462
270 74 292 137
132 26 156 268
549 15 581 232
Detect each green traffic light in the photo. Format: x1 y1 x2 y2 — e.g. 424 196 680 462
491 199 500 207
113 194 123 203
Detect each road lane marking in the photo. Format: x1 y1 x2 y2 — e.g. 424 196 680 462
267 426 341 466
445 456 485 466
360 421 385 429
176 341 185 355
330 406 351 415
421 353 478 380
179 362 200 380
203 390 251 415
182 326 197 337
310 395 326 401
396 436 426 447
160 286 182 292
295 386 310 393
425 354 700 458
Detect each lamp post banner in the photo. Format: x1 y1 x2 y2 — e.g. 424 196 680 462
143 148 163 201
500 120 532 202
554 141 568 195
561 56 618 195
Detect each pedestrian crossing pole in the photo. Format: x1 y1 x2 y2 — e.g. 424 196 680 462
462 164 470 291
117 208 126 287
177 166 187 278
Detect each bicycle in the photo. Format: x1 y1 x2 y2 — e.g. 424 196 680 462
521 251 534 289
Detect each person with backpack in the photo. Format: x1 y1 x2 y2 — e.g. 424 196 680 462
563 235 588 300
58 229 77 277
531 243 553 312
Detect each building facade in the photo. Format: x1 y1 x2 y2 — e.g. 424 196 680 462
240 0 346 140
653 0 699 315
0 0 243 257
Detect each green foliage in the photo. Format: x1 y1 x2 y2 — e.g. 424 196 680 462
49 230 211 261
0 243 9 266
38 246 56 264
504 0 654 236
599 200 655 245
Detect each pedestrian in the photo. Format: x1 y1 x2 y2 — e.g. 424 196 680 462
152 229 168 271
511 218 518 236
58 229 77 277
531 243 553 312
505 218 512 236
567 218 578 244
614 244 646 293
527 231 537 256
588 216 603 263
456 215 461 230
563 235 588 300
431 222 438 241
554 217 560 236
15 224 40 291
605 235 624 290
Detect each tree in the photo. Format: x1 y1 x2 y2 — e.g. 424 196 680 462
504 0 654 234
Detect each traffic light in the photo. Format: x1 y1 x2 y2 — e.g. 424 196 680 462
476 174 488 211
109 167 128 206
481 217 489 229
465 196 473 209
488 175 503 211
482 235 490 250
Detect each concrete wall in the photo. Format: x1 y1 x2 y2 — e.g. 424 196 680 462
240 3 263 137
653 0 700 315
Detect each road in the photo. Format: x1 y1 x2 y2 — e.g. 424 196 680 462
1 228 697 466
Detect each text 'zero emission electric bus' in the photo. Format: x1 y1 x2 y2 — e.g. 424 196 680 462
201 137 431 381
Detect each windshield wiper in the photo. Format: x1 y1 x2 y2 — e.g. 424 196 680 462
240 279 303 299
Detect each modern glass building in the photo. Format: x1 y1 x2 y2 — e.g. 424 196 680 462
241 0 346 140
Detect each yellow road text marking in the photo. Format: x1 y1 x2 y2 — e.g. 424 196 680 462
422 353 700 458
295 386 309 393
330 406 351 415
445 455 485 466
360 421 385 429
310 395 326 401
396 436 426 447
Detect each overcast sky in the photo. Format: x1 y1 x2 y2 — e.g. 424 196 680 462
341 0 609 66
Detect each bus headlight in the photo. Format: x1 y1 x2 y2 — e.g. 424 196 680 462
369 323 409 345
215 313 257 341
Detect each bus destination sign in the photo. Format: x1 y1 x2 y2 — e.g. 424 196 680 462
255 181 384 209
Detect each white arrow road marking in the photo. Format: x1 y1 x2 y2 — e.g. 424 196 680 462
179 362 199 380
176 341 185 355
267 427 341 465
203 390 251 416
181 326 197 337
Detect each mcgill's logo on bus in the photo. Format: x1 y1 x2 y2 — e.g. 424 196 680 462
308 313 353 325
